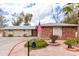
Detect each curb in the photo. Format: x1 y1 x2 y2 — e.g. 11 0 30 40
8 41 25 56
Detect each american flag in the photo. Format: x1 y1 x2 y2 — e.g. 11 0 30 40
36 21 42 33
36 22 42 34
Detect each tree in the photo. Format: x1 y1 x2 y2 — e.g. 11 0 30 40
12 12 32 26
19 12 32 26
63 3 79 24
12 17 23 26
21 12 32 26
24 13 32 25
0 16 8 27
52 5 64 23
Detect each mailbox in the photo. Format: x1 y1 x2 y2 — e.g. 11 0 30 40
31 39 36 48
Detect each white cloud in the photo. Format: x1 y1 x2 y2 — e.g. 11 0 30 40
41 15 56 24
0 0 68 26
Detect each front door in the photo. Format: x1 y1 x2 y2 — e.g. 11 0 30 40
53 27 62 38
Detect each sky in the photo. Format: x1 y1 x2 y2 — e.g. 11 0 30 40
0 0 67 26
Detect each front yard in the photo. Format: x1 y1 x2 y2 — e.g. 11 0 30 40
9 40 79 56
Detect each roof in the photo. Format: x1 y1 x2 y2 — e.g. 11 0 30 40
41 23 78 27
0 23 78 30
0 26 36 30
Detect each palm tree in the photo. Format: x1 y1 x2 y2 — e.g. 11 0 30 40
63 3 77 24
63 3 79 24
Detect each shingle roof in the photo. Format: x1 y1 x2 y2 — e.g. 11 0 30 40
0 26 36 30
41 23 78 27
0 23 78 30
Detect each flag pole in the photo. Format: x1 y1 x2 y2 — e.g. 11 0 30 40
37 11 42 39
38 20 41 38
38 13 40 38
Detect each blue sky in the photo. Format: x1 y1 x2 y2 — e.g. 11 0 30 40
0 0 67 26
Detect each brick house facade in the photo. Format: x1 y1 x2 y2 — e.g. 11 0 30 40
40 26 77 40
0 23 78 40
39 23 78 40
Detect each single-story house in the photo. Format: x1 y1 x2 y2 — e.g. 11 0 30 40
41 23 78 40
0 23 78 40
0 26 37 37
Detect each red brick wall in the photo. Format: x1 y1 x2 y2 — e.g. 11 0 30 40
40 26 77 40
40 27 53 39
61 27 77 40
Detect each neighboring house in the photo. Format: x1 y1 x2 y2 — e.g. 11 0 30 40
0 26 37 37
0 23 78 40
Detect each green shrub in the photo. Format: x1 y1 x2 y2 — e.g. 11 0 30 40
76 39 79 44
50 35 58 43
65 37 77 45
24 38 48 50
8 34 13 37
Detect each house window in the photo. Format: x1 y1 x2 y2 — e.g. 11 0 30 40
31 30 37 36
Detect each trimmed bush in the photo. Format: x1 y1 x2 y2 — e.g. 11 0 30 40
24 38 48 50
65 37 77 45
8 34 13 37
50 35 58 43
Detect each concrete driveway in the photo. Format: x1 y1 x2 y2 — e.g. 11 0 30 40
0 37 37 56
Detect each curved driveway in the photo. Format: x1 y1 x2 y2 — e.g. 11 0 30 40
0 37 36 56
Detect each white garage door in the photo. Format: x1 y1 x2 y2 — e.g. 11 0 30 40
53 27 62 38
